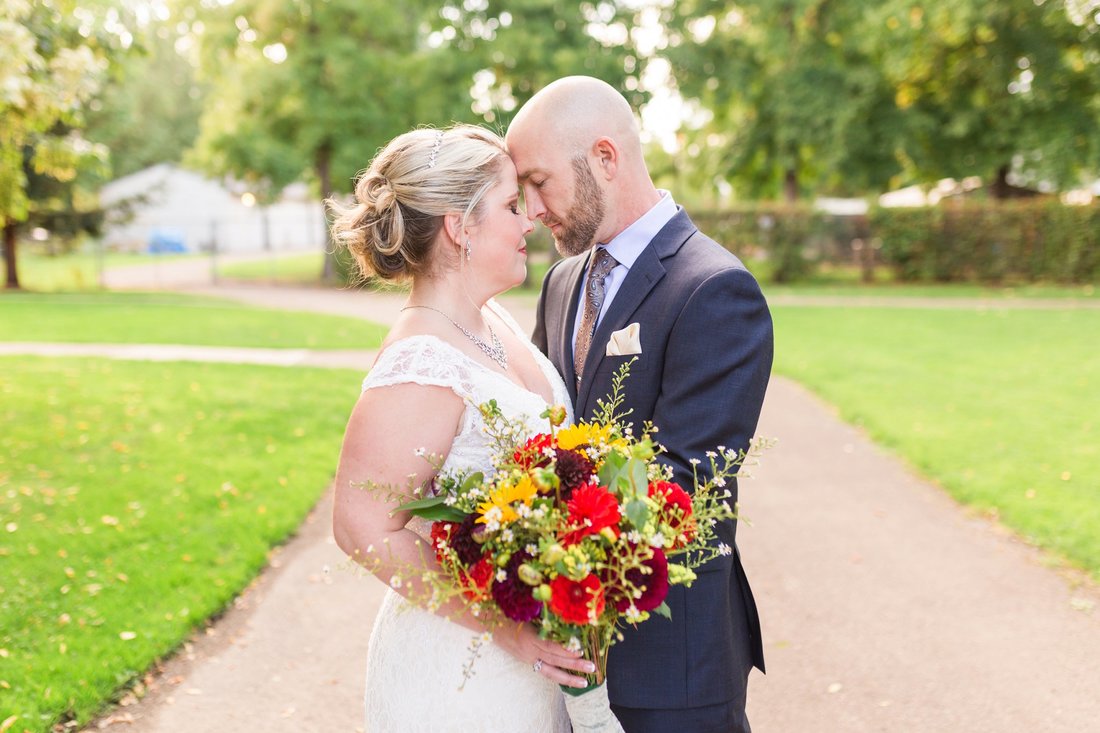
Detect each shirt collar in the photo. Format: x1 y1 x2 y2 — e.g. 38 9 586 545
600 190 677 269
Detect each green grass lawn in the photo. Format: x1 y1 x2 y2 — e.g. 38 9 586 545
772 305 1100 578
12 252 200 291
764 278 1099 300
0 357 362 732
217 252 325 285
0 292 388 349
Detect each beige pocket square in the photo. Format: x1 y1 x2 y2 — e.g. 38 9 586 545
605 323 642 356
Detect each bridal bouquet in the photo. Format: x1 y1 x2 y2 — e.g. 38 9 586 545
395 360 755 691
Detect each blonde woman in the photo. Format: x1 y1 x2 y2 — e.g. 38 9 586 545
331 126 598 731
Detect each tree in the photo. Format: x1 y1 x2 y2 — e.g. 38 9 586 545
657 0 907 202
867 0 1100 196
85 12 207 180
191 0 644 279
0 0 126 288
192 0 483 279
433 0 645 126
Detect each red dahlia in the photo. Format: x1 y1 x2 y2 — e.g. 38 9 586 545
648 480 696 546
513 433 553 469
429 521 455 564
560 483 621 546
549 574 606 625
461 555 493 601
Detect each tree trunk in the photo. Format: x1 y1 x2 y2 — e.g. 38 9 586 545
783 167 799 203
316 143 338 283
3 221 20 290
990 164 1011 200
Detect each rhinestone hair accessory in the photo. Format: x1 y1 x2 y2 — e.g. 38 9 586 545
427 130 444 169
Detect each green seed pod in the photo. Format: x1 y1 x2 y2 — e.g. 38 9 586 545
517 563 544 586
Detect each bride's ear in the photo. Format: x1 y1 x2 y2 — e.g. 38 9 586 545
441 213 465 253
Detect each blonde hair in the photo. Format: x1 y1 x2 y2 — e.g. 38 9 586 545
329 125 507 282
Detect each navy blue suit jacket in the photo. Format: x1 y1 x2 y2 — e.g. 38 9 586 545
533 209 772 710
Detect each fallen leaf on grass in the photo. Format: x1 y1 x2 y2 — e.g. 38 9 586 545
96 712 135 728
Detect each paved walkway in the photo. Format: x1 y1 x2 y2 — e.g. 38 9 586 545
20 284 1093 732
0 342 379 370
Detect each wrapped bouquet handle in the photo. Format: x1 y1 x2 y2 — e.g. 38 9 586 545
563 683 625 733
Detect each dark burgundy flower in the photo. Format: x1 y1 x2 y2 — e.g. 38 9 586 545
491 551 543 622
614 547 669 613
554 448 596 500
449 513 484 565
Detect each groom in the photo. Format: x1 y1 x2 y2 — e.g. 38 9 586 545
507 77 773 733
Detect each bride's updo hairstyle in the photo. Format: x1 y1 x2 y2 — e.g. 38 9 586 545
330 125 507 282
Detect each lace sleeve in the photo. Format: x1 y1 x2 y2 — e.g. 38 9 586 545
362 335 478 402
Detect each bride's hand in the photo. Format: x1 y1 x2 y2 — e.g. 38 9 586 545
495 622 596 689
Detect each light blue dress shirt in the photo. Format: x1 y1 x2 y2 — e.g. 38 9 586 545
572 190 679 349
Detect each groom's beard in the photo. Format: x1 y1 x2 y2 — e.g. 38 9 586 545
550 156 606 257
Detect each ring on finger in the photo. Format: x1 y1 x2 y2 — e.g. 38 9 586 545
532 658 544 674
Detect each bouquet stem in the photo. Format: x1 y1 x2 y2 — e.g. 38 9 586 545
589 626 608 686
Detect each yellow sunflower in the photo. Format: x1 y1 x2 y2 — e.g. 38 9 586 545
476 475 538 525
556 423 613 451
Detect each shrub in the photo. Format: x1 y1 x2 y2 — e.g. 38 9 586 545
871 200 1100 284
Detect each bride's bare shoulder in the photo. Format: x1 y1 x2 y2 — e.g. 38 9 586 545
379 309 452 351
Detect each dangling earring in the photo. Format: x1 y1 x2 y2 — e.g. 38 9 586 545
464 237 472 260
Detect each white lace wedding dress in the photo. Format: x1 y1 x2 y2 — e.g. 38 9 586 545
361 301 573 733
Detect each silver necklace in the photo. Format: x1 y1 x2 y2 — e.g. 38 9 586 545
401 305 508 370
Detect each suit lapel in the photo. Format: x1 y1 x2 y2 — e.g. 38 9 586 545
575 209 698 412
575 244 664 410
556 253 590 405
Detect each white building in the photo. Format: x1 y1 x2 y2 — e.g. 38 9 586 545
99 164 326 253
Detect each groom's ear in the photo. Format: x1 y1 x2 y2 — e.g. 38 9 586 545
592 137 619 180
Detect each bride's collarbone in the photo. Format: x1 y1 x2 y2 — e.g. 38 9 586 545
388 318 556 404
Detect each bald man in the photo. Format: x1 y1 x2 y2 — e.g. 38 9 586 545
508 76 772 733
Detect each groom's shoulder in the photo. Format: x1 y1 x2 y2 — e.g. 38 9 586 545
667 213 751 282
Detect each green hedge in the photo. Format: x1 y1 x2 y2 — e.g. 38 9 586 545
693 205 881 283
333 201 1099 286
693 200 1099 284
869 200 1100 283
693 205 836 283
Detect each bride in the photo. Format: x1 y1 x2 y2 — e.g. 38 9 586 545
331 125 609 731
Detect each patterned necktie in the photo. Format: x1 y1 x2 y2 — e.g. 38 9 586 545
573 247 618 384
